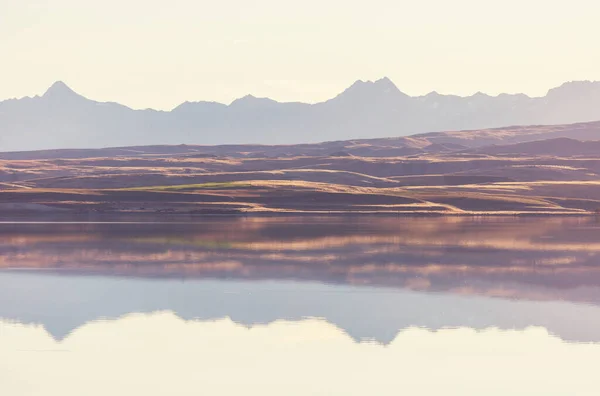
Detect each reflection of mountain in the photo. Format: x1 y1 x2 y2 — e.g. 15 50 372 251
2 218 600 343
2 273 600 344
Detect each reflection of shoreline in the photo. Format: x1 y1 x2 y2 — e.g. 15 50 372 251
2 273 600 345
1 217 600 305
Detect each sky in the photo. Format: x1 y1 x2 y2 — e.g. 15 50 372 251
1 0 600 110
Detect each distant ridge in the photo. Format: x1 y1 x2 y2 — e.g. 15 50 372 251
2 120 600 160
1 78 600 151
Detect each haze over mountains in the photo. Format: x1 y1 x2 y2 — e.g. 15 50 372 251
2 78 600 151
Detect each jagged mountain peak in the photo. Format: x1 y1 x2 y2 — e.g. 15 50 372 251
172 100 227 112
42 81 82 100
44 81 74 95
335 77 407 102
546 80 600 98
374 76 397 88
229 94 279 107
347 77 400 90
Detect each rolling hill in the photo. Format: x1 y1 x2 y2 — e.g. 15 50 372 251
2 119 600 215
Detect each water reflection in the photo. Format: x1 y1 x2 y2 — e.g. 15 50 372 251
3 314 599 396
2 274 600 344
2 217 600 394
2 217 600 304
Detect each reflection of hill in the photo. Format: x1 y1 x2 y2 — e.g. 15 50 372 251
1 217 600 304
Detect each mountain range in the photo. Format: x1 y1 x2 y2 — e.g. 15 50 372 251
2 78 600 151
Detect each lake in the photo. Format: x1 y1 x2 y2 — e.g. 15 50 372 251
1 217 600 395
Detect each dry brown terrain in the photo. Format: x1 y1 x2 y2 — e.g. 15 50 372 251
2 120 600 215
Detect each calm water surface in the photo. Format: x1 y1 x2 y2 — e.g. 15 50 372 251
2 217 600 395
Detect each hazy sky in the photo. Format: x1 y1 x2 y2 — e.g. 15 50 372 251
1 0 599 110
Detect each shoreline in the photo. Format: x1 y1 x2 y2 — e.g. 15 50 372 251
0 210 596 222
